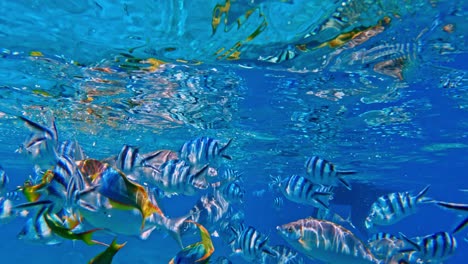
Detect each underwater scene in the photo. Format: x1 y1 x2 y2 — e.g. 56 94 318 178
0 0 467 263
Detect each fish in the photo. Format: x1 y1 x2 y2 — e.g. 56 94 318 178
0 198 29 224
42 207 106 246
220 181 245 204
433 201 468 234
115 144 141 172
279 175 334 210
88 238 127 264
169 221 215 264
229 225 276 262
273 196 284 210
262 245 304 264
152 159 209 196
399 231 457 263
304 155 356 190
16 115 58 169
179 137 232 168
316 208 356 230
17 206 62 245
0 166 9 195
366 233 407 260
277 217 380 264
365 185 432 229
58 140 86 161
182 193 230 235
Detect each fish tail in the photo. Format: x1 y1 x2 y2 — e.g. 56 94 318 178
79 228 105 246
435 201 468 212
398 232 421 252
163 213 193 249
453 217 468 234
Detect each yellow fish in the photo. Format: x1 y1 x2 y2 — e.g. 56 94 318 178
169 221 215 264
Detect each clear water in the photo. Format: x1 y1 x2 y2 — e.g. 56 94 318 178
0 0 467 263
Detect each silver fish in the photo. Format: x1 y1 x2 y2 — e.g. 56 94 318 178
365 185 432 229
277 217 380 264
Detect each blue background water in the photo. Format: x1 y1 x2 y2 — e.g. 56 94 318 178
1 0 467 263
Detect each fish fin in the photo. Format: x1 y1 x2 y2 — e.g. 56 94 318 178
398 232 421 252
13 200 53 209
221 154 232 160
163 213 193 249
78 228 106 246
453 217 468 234
18 116 57 141
336 170 357 176
435 201 468 212
262 246 278 257
194 164 210 179
338 178 352 190
415 185 430 202
219 138 233 154
313 198 329 209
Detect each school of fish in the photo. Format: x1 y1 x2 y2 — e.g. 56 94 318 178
0 115 466 264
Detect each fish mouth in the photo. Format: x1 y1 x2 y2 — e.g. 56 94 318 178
364 218 373 229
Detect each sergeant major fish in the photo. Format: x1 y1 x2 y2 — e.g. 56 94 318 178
179 136 232 169
277 175 334 210
365 185 432 229
304 155 356 190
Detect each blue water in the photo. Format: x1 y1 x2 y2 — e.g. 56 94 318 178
0 0 467 263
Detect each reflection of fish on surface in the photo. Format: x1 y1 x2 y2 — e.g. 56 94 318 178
277 217 380 264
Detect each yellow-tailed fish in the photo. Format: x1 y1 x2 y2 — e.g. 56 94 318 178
43 209 106 246
88 238 127 264
169 221 214 264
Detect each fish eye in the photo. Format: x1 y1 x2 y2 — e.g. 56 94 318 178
287 227 294 233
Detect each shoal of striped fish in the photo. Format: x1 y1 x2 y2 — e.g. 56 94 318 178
304 155 356 190
399 231 457 263
365 185 432 229
277 217 380 264
278 175 334 210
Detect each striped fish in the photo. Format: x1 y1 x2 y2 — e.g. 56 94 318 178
399 231 457 262
221 181 245 204
182 193 230 235
17 116 58 169
115 144 141 172
179 137 232 167
367 233 407 260
273 196 284 210
229 225 276 262
153 159 209 196
279 175 334 210
304 156 355 190
57 140 86 161
365 185 432 229
277 217 380 264
263 245 304 264
0 166 9 195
